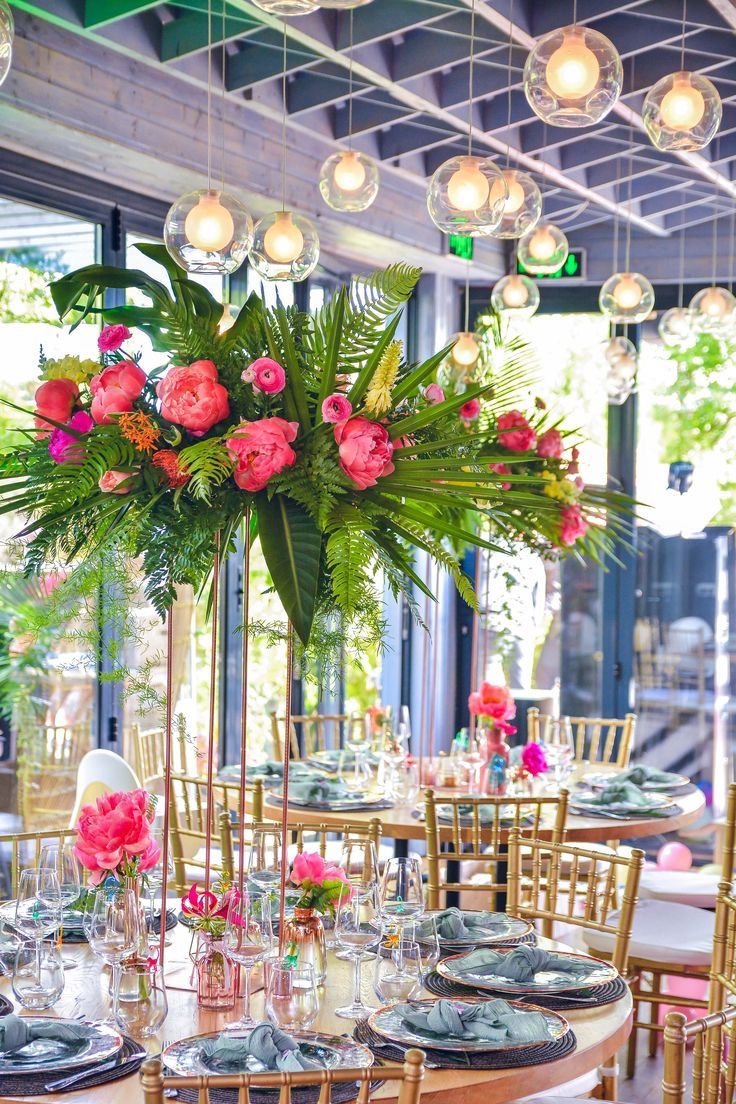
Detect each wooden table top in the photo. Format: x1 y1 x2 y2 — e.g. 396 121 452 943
0 928 632 1104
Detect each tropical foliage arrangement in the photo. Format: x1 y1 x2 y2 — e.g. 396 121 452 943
0 244 630 661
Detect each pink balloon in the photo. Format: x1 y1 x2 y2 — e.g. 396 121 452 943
657 842 693 871
665 975 709 1001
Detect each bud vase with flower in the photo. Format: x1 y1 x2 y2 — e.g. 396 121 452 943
282 852 352 984
181 883 240 1009
467 683 517 794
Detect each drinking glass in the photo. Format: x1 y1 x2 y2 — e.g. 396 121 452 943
14 868 62 944
144 828 175 932
245 828 282 898
88 885 144 1021
396 915 440 979
379 857 424 923
390 762 420 806
112 961 168 1037
334 837 379 959
265 964 319 1031
373 938 423 1004
224 893 272 1030
40 843 82 969
337 749 371 794
12 939 64 1010
461 733 486 794
334 886 380 1018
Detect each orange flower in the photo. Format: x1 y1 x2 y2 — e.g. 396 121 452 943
118 411 159 453
152 449 190 488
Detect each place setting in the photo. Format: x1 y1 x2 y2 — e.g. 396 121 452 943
568 778 684 821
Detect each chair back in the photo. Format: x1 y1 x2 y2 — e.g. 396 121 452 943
129 715 195 792
68 750 142 828
222 816 382 885
168 772 243 893
662 1006 736 1104
708 788 736 1015
269 712 348 761
17 721 93 830
507 828 643 974
140 1049 425 1104
423 789 568 911
527 708 636 767
0 826 79 901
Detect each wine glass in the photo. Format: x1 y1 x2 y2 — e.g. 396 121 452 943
333 885 380 1019
39 843 81 970
334 837 379 960
379 857 424 923
373 937 423 1004
337 749 371 794
112 960 168 1038
265 963 319 1031
396 915 440 979
14 868 62 944
12 939 64 1010
245 827 282 897
224 892 272 1031
390 762 420 806
88 884 144 1022
461 733 485 794
144 828 175 933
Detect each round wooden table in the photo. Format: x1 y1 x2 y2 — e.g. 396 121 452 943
0 928 632 1104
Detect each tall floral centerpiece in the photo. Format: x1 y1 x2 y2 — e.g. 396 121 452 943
282 852 351 984
73 789 160 887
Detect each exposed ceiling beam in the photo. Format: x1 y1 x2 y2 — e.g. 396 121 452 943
83 0 158 28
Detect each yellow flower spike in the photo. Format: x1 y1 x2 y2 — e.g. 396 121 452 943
41 355 100 385
364 340 402 417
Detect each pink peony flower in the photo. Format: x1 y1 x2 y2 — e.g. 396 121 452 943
90 361 147 425
424 383 445 405
497 410 537 452
73 789 159 885
248 357 286 395
226 417 299 492
48 411 94 465
34 378 79 435
559 503 589 546
290 851 353 908
468 682 516 722
490 462 511 491
521 741 549 777
98 469 131 494
537 428 563 459
291 851 328 886
157 360 229 436
322 393 353 424
334 417 395 490
97 324 132 353
460 397 481 422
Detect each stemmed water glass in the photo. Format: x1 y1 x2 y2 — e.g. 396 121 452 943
225 892 273 1031
379 857 424 923
39 843 81 969
88 884 144 1023
333 885 380 1019
245 827 282 897
337 749 371 794
144 827 175 934
15 868 62 946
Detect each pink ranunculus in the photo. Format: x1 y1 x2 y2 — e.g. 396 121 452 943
537 428 563 459
497 410 537 452
90 360 147 424
48 411 95 465
157 360 229 436
226 417 298 493
334 417 395 490
460 398 481 422
490 462 512 491
73 789 158 885
468 682 516 722
98 324 132 353
521 741 549 777
424 383 445 405
321 393 353 424
559 503 588 546
248 357 286 395
34 378 79 435
98 469 132 494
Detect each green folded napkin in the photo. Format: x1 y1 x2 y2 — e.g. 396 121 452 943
0 1015 93 1055
288 779 355 803
398 998 551 1043
584 780 654 807
615 765 679 787
419 908 506 940
200 1024 321 1071
451 944 592 983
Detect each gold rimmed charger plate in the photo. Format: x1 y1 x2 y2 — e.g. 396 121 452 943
437 947 618 993
585 770 690 792
426 910 533 947
162 1031 374 1077
368 997 569 1053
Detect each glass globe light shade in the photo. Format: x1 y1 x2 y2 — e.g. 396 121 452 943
523 25 622 127
0 0 13 88
316 0 374 6
164 188 253 275
427 155 507 236
689 285 736 328
607 378 633 406
319 150 379 212
518 223 569 274
658 306 694 346
608 353 637 386
599 271 655 323
250 0 318 12
452 332 480 367
602 335 636 365
249 210 319 282
488 170 542 239
491 274 540 319
643 71 721 152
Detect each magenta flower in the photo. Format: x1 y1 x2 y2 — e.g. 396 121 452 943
98 324 132 353
497 410 537 452
537 428 563 459
460 397 481 422
249 357 286 395
322 393 353 423
48 411 94 465
424 383 445 405
521 741 549 777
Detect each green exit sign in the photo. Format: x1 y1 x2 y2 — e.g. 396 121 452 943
448 234 474 260
517 248 585 280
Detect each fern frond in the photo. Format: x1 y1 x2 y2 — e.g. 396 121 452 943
177 438 234 503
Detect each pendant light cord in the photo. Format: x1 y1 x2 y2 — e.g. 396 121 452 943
348 11 355 152
680 0 687 72
729 202 735 295
572 0 578 27
711 134 720 287
612 158 620 275
678 203 686 309
624 58 635 273
281 20 287 212
207 0 212 190
221 0 226 192
505 0 514 167
466 0 476 157
464 261 471 332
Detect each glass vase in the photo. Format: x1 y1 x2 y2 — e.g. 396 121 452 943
282 908 326 985
194 932 236 1010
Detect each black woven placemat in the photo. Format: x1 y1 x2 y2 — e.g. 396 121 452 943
440 930 537 955
173 1075 385 1104
0 1033 146 1096
424 970 628 1010
62 908 178 943
353 1018 576 1070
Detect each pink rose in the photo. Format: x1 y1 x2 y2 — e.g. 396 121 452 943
537 428 563 459
334 417 395 490
424 384 445 405
521 741 549 777
322 393 353 424
48 411 94 465
559 503 589 546
98 324 132 353
468 682 516 722
248 357 286 395
460 398 481 422
90 360 147 424
34 378 79 435
226 417 298 492
497 410 537 452
490 461 511 490
73 789 159 884
98 469 131 494
157 360 229 435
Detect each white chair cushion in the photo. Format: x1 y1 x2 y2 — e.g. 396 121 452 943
583 899 714 966
518 1069 599 1099
638 870 720 909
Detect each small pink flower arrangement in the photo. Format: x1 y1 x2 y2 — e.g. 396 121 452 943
468 682 516 735
181 882 241 936
290 851 352 915
73 789 160 885
521 741 549 778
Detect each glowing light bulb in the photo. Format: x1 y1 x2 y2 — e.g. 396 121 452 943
699 288 728 318
490 175 525 214
545 30 600 100
332 151 366 193
263 211 304 265
452 332 480 367
183 191 235 252
502 275 530 309
218 305 235 334
446 158 491 212
660 76 705 130
527 225 557 262
612 274 643 311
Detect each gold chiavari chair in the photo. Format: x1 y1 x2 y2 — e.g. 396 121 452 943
221 816 382 883
527 707 636 768
129 715 194 792
269 712 348 761
423 789 568 912
0 826 79 901
17 721 93 831
169 772 252 894
140 1048 426 1104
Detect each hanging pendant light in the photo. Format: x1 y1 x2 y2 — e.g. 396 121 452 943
603 335 635 365
643 71 721 151
523 23 622 127
518 222 568 274
428 155 507 236
689 286 736 328
251 0 318 13
0 0 13 88
599 272 655 323
488 169 542 239
658 306 694 346
452 332 480 367
491 273 540 318
165 191 253 274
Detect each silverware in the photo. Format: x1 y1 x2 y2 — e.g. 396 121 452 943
44 1048 146 1091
